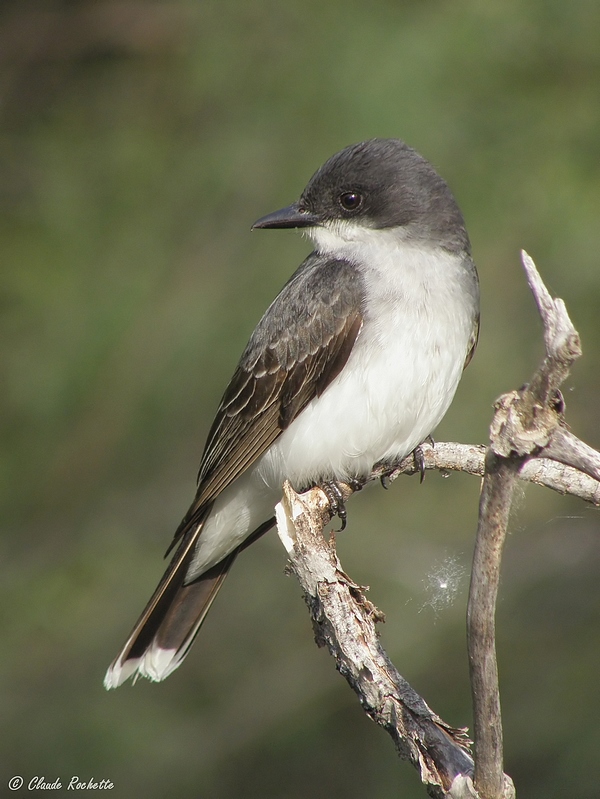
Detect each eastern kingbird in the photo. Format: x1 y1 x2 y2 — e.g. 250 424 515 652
105 138 479 688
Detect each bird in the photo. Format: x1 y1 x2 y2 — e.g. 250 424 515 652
104 137 479 688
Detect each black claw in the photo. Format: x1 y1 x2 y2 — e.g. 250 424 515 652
380 475 389 490
412 444 426 483
321 480 348 531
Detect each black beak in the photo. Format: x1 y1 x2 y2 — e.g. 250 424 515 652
252 202 320 230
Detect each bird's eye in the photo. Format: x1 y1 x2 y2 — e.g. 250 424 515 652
339 191 363 212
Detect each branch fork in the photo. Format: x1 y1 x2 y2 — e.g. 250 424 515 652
273 252 598 799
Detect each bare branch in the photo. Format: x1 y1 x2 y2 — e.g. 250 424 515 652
520 250 582 405
272 251 597 798
276 481 474 798
466 454 519 799
542 426 600 482
368 440 600 506
447 774 515 799
466 250 582 799
518 453 600 504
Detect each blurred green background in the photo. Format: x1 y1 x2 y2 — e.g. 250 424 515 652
2 1 600 797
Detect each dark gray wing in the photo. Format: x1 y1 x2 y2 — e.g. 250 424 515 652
170 254 364 547
107 255 364 683
463 313 479 370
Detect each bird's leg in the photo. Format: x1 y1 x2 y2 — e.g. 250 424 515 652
319 478 363 532
412 439 433 481
412 445 426 483
378 436 435 488
412 436 434 483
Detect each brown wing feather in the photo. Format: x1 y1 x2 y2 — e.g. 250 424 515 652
106 257 364 685
168 256 364 551
463 313 480 370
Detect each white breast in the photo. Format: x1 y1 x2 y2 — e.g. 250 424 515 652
188 226 478 577
257 226 477 488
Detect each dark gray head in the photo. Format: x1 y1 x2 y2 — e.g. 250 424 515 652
253 138 470 254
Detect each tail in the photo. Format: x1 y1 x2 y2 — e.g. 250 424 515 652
104 516 275 688
104 518 235 688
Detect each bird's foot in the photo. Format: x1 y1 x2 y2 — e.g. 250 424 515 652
412 436 434 483
412 445 426 483
319 478 362 532
378 437 434 488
